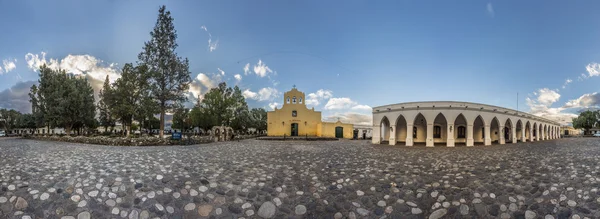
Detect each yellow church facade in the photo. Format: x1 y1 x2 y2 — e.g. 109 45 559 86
267 87 354 139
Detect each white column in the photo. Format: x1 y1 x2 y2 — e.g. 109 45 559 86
372 125 381 144
389 125 396 146
426 123 434 147
512 125 517 143
536 127 540 141
484 125 492 146
466 124 474 147
405 123 413 146
529 127 534 142
499 125 505 145
521 127 526 142
447 123 455 147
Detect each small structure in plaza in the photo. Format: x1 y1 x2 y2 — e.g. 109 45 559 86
211 126 234 142
560 125 582 136
373 101 561 147
267 86 353 139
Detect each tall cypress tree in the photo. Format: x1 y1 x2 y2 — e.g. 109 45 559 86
138 5 191 138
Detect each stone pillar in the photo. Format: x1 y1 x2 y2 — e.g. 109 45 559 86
405 123 413 146
484 125 491 146
512 125 517 143
536 128 540 141
372 125 380 144
499 125 505 145
389 125 396 146
426 123 434 147
521 127 526 142
447 123 455 147
529 128 534 142
466 124 474 147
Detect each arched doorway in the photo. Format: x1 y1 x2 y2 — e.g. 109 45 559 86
525 121 531 142
473 115 485 146
433 113 448 146
291 123 298 136
413 113 427 146
490 117 500 144
504 118 513 143
335 127 343 138
454 114 468 146
380 117 390 144
516 120 523 142
395 115 408 145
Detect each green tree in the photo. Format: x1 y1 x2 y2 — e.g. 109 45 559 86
111 64 153 137
572 110 599 134
17 113 37 134
229 86 250 131
249 108 268 133
0 109 21 133
190 106 213 134
138 5 191 139
28 65 96 135
172 106 191 132
98 75 115 132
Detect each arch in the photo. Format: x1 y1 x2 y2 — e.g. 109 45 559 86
473 115 485 145
454 113 468 146
543 124 547 140
394 115 408 146
525 121 531 142
516 120 523 142
490 117 500 144
292 96 297 104
432 112 448 146
413 113 427 145
504 118 513 143
380 116 391 144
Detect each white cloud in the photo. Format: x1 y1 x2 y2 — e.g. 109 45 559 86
486 3 495 18
562 78 572 89
586 63 600 77
243 87 279 102
564 92 600 109
325 97 360 110
188 72 222 101
201 25 219 52
25 52 120 83
217 68 225 75
323 112 372 126
234 74 242 81
253 60 273 77
351 105 372 111
306 89 333 106
243 63 250 75
269 102 280 110
1 59 17 74
536 88 560 106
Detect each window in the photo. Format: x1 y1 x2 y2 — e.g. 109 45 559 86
287 97 290 103
293 96 297 104
299 98 303 103
292 110 297 117
434 126 441 138
457 126 465 138
413 126 417 138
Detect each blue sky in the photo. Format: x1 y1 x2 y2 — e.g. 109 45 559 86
1 1 600 125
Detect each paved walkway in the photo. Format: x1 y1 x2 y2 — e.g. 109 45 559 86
0 138 599 218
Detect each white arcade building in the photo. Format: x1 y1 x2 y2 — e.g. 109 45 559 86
372 101 560 147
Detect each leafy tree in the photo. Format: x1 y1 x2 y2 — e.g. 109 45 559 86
190 106 213 133
143 116 161 132
249 108 268 132
28 65 96 135
111 64 153 137
229 86 250 131
572 110 599 134
98 75 116 132
17 113 37 133
172 106 191 132
138 5 191 138
0 109 21 133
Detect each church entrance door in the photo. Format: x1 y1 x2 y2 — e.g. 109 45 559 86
291 123 298 136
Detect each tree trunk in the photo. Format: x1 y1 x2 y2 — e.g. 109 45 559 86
126 123 131 137
65 126 71 136
159 111 165 139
